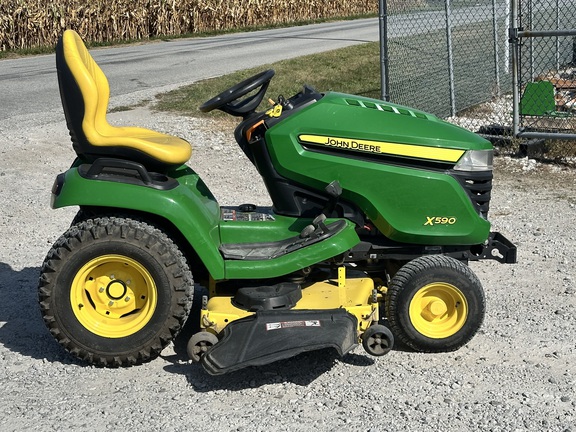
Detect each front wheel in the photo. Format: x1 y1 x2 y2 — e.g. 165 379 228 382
39 217 193 367
386 255 485 352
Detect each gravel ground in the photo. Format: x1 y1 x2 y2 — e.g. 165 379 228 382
0 107 575 432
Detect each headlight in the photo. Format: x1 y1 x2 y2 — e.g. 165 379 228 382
453 149 493 171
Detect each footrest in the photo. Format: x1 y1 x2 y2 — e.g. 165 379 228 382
219 220 347 260
201 309 358 375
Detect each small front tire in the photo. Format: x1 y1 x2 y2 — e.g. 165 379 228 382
386 255 485 353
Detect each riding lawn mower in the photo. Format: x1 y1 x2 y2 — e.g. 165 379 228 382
39 30 516 375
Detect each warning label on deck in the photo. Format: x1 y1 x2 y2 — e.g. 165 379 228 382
266 320 321 331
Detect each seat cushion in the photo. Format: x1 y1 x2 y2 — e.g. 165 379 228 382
87 125 192 166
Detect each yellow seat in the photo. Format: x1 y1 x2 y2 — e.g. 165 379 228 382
56 30 192 171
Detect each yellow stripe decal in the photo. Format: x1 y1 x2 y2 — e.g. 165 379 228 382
298 135 464 163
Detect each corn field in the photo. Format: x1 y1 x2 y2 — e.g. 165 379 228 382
0 0 379 51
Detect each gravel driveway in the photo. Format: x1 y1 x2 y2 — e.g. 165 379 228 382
0 107 574 431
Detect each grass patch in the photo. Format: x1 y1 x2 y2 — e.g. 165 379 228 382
153 18 507 119
0 35 156 59
0 45 54 59
155 42 382 117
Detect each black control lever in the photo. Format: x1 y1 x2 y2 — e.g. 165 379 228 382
323 180 342 216
312 214 329 234
299 181 342 239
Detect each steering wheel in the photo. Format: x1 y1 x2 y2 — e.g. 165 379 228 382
199 69 275 117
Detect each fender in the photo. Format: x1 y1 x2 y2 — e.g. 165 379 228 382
51 163 226 280
51 163 361 280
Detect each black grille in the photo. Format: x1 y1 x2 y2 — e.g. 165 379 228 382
450 170 493 218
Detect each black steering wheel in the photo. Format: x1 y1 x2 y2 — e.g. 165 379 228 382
199 69 275 117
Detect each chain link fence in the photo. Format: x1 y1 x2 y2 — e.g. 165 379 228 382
381 0 576 163
513 0 576 140
382 1 512 127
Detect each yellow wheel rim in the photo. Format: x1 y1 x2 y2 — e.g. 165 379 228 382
408 282 468 339
70 254 158 338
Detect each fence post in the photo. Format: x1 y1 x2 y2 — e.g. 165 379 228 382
528 0 534 79
511 0 520 136
379 0 390 101
492 0 501 97
505 0 511 74
556 0 560 70
445 0 456 117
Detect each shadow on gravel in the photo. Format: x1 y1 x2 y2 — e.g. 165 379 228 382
0 262 74 364
163 349 375 391
164 285 378 390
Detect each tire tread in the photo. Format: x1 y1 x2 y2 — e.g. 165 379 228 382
39 216 193 367
386 255 485 353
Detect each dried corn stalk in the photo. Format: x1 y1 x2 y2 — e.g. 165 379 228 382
0 0 379 51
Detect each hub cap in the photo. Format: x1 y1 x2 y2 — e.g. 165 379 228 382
409 282 468 339
70 255 157 338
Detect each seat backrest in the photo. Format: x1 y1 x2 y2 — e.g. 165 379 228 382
56 29 111 158
56 30 193 171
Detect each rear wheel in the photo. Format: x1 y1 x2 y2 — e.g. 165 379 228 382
386 255 485 352
39 217 193 366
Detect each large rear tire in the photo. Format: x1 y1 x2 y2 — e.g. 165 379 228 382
39 217 193 367
386 255 485 352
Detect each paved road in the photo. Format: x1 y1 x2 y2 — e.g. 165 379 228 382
0 19 381 123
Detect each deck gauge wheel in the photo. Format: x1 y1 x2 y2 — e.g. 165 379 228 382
187 331 219 362
362 324 394 356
